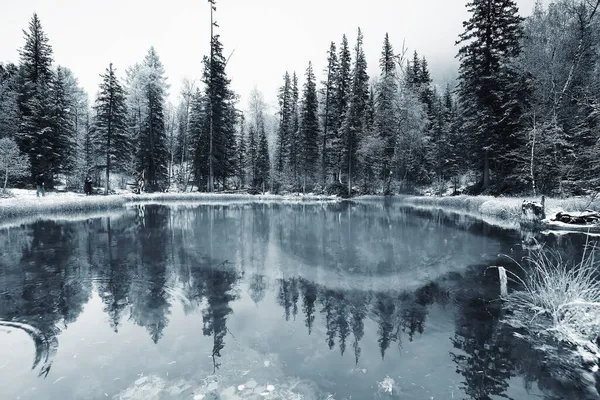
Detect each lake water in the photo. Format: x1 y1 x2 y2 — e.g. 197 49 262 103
0 200 596 399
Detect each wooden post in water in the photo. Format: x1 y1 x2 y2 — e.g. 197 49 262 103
498 266 508 297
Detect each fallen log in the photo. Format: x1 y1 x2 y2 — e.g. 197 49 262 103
553 211 600 225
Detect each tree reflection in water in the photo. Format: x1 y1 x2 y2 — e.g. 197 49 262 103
0 202 596 399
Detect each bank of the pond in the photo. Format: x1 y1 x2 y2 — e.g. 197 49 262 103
0 190 340 221
355 194 600 228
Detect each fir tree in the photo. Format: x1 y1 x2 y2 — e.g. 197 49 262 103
299 61 319 192
93 63 130 194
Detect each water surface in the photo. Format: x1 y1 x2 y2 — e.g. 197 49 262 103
0 200 595 399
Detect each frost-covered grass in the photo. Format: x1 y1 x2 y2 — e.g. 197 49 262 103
503 246 600 347
0 189 339 221
386 194 600 222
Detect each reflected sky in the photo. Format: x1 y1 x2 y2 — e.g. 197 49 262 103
0 201 595 399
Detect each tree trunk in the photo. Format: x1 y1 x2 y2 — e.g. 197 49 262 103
3 168 8 190
482 150 490 190
530 112 537 197
105 97 113 196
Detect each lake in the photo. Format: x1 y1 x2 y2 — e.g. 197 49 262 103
0 200 596 399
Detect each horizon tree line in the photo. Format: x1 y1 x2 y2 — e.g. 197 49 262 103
2 0 600 196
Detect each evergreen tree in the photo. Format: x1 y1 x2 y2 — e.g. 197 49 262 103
276 72 292 176
93 63 130 195
18 13 55 184
288 72 300 185
333 35 352 182
341 27 370 194
247 87 267 188
236 113 247 188
49 66 76 177
375 33 398 192
189 87 209 188
196 35 238 191
0 63 19 141
299 61 319 192
320 42 339 185
456 0 525 190
137 47 169 192
255 120 270 191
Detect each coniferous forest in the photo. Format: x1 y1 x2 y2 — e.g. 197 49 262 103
2 0 600 197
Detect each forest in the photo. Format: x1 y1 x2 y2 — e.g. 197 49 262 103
1 0 600 197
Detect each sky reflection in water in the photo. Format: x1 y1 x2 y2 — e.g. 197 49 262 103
0 201 595 399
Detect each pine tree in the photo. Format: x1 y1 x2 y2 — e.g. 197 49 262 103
456 0 525 190
18 13 55 184
137 47 169 192
320 42 339 185
299 61 320 192
93 63 130 194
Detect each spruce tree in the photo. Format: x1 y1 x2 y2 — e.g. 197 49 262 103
341 27 369 194
288 72 300 186
375 33 398 191
276 72 292 176
299 61 319 192
320 42 339 185
201 35 238 190
0 63 20 141
236 113 247 188
456 0 525 190
18 13 55 183
50 66 76 177
333 35 352 182
137 47 169 192
255 120 270 191
93 63 130 194
190 87 209 188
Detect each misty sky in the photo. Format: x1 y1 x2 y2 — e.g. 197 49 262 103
0 0 538 112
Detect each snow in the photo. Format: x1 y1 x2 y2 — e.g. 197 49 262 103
0 189 341 223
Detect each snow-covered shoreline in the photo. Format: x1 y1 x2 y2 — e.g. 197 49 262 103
0 189 341 222
3 190 600 234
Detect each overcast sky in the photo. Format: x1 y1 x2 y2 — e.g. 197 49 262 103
0 0 538 113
